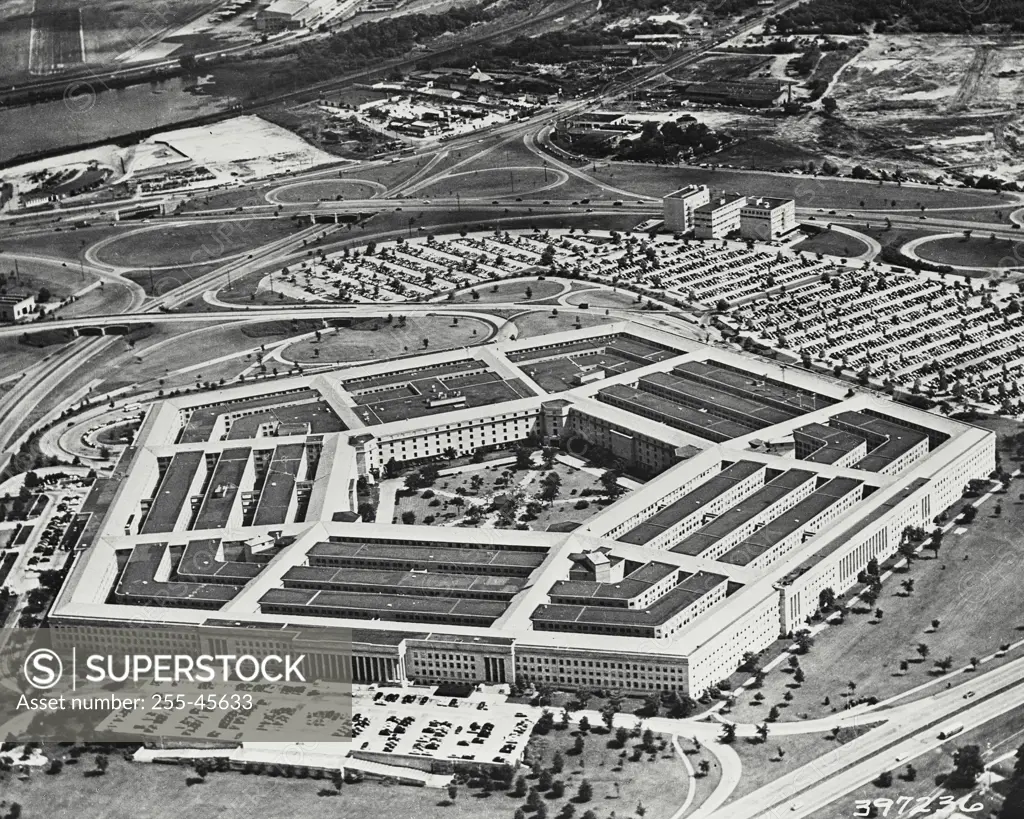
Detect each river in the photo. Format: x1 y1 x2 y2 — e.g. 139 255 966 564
0 78 234 164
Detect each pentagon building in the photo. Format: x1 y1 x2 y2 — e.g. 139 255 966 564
50 321 994 696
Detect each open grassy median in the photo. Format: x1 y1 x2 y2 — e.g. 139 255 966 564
913 234 1024 270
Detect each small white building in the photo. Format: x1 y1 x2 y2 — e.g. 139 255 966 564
0 293 36 323
694 193 746 239
663 184 711 233
740 197 797 241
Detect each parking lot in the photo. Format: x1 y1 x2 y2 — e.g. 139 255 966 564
351 685 537 768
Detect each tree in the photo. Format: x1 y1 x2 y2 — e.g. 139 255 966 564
875 770 893 788
916 643 929 660
948 745 985 788
767 706 780 722
550 780 565 799
719 723 737 744
576 779 593 803
904 764 917 782
515 810 527 819
698 760 711 777
539 770 553 791
572 735 585 755
513 775 528 797
756 723 769 743
794 667 806 684
600 469 624 497
447 784 459 803
614 726 630 748
552 751 564 773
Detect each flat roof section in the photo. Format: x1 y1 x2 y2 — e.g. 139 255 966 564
673 360 835 416
532 570 728 631
140 451 205 535
116 543 241 604
178 389 319 444
618 461 765 545
308 541 545 574
226 401 345 439
259 588 508 625
640 372 796 428
670 469 818 556
785 478 930 580
599 384 756 442
833 411 929 472
717 477 864 566
795 423 865 465
252 444 305 526
342 360 480 391
193 447 250 530
550 561 677 603
177 539 265 583
283 566 526 598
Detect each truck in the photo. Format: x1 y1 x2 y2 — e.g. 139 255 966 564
938 722 964 740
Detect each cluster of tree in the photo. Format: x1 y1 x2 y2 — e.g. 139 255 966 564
276 6 490 87
770 0 1024 35
1001 742 1024 818
611 120 731 164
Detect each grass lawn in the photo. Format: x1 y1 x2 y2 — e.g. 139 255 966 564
271 179 383 203
913 235 1024 270
589 165 1015 211
93 218 305 268
726 482 1024 726
806 705 1024 819
0 337 59 381
564 289 641 309
526 725 690 819
791 229 870 259
280 316 493 365
0 257 100 301
395 459 619 530
416 168 557 200
451 279 563 304
512 312 619 340
723 724 879 807
2 225 127 262
91 320 309 393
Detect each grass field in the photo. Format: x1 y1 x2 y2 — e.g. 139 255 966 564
526 726 690 819
451 278 562 304
3 225 126 262
564 288 641 309
589 165 1015 211
280 316 492 364
511 311 618 340
0 256 99 300
807 705 1024 819
792 228 871 259
91 320 309 392
270 179 383 203
723 724 879 808
913 235 1024 270
0 337 58 381
727 479 1024 726
415 168 559 200
93 218 304 268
